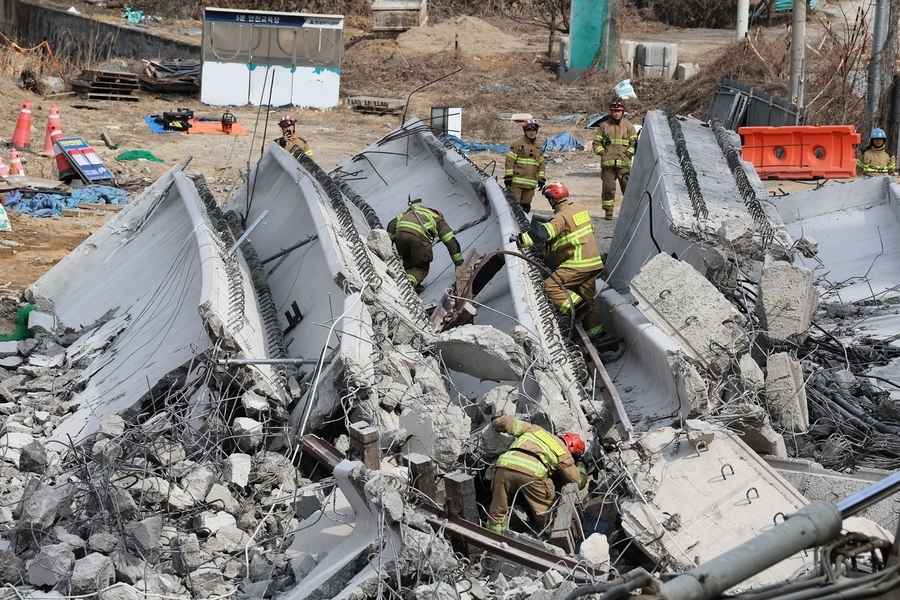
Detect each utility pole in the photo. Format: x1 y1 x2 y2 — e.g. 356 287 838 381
865 0 891 144
736 0 749 40
789 0 806 115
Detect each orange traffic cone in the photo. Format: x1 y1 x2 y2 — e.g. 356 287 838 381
41 106 61 156
11 101 32 150
9 149 25 176
0 157 9 178
50 129 72 181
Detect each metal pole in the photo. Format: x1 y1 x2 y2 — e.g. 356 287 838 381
661 471 900 600
217 358 320 366
866 0 891 144
789 0 807 109
737 0 750 40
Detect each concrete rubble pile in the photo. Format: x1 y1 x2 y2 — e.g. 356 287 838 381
0 111 897 600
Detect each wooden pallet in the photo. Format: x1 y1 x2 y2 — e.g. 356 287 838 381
84 92 140 102
74 69 140 101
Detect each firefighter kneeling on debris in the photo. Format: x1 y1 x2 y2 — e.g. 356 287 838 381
277 114 313 158
858 128 896 176
487 416 587 533
388 199 464 291
516 181 607 341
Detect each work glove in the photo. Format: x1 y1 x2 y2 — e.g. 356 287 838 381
516 232 534 249
538 177 546 189
503 176 513 187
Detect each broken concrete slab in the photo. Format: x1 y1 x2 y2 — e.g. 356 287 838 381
232 417 264 452
619 424 811 588
739 354 765 390
766 353 809 432
434 324 526 382
224 453 251 488
756 256 816 341
630 253 746 374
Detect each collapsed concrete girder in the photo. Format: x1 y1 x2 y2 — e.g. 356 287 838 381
28 164 284 443
606 111 792 293
332 121 593 436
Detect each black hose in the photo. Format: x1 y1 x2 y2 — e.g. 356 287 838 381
564 569 653 600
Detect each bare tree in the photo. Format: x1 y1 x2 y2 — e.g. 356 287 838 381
504 0 570 58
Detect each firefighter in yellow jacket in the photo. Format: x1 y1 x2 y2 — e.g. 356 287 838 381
487 415 586 532
387 199 464 291
504 120 546 213
277 115 313 158
516 182 606 339
593 100 637 220
858 128 895 176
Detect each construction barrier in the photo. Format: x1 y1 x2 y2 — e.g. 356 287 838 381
739 125 860 180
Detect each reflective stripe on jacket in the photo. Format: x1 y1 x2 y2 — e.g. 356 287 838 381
593 119 637 169
505 136 546 189
388 203 463 265
859 148 896 175
493 416 580 482
524 199 603 271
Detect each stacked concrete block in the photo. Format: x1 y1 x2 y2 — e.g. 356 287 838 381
757 256 817 341
766 353 810 432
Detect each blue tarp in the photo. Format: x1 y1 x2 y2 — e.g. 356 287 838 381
144 115 169 134
542 132 585 153
443 135 510 154
4 185 128 218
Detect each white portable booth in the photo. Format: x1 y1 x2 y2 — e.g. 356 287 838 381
201 7 343 108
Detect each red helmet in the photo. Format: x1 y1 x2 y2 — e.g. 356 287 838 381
542 181 570 204
523 119 539 131
561 432 586 458
609 100 625 112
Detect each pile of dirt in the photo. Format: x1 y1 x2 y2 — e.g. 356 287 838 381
397 15 527 55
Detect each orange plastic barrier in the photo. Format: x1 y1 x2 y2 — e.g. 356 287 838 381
738 125 860 180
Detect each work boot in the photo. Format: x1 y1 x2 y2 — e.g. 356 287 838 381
604 207 614 220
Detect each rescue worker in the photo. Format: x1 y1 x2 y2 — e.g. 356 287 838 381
593 100 637 220
487 415 586 533
387 199 464 291
858 128 896 176
504 120 547 213
517 182 606 340
276 115 313 158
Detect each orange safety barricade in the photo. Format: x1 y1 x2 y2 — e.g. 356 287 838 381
738 125 860 180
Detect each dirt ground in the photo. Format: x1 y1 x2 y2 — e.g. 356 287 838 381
0 4 875 298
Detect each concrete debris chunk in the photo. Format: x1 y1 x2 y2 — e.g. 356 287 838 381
433 324 526 381
173 533 212 574
0 356 22 369
241 389 270 417
19 439 49 473
133 573 188 598
364 472 405 522
224 453 251 488
27 310 56 335
631 253 745 373
125 516 162 555
182 465 216 501
27 543 75 588
399 524 458 574
111 551 145 585
0 549 24 584
188 567 230 599
194 511 236 536
739 354 765 390
19 482 69 531
204 525 251 553
414 582 457 600
88 532 119 554
150 441 186 466
766 353 810 432
132 477 171 505
400 403 471 470
286 550 318 582
756 256 817 340
366 228 395 261
580 533 610 567
205 483 240 515
71 552 115 594
233 417 264 452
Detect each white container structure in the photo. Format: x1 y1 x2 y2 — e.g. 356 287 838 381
201 7 343 108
